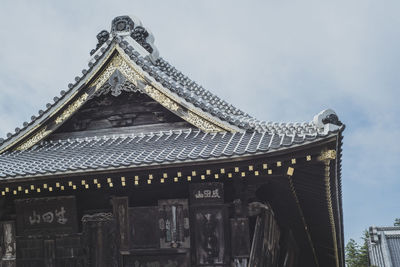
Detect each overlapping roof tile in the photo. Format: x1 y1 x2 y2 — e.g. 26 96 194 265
0 15 344 179
368 226 400 267
0 127 335 179
0 15 343 149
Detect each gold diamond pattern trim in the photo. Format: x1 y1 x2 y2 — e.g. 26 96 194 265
104 49 225 132
90 53 144 91
55 93 89 124
318 149 337 161
81 49 228 133
147 82 235 131
117 56 145 85
3 46 236 153
90 55 122 90
144 85 180 111
115 47 237 133
143 85 222 132
15 127 51 151
183 110 223 132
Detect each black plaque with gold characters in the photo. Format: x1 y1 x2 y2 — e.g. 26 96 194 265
189 182 224 206
15 196 78 236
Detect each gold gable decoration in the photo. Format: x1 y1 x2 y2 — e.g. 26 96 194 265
7 47 239 151
89 48 232 133
89 53 145 91
15 127 52 151
55 93 89 125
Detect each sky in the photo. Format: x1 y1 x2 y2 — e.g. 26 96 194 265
0 0 399 244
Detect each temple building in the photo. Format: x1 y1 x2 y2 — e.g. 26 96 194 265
368 226 400 267
0 15 345 267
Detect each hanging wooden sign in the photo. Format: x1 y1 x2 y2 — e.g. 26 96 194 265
189 182 224 206
1 221 16 264
158 199 190 249
191 204 229 266
15 196 78 236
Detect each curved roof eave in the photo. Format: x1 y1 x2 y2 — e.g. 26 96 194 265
0 38 118 153
0 129 340 182
0 15 344 154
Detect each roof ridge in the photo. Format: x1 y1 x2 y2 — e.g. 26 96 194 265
154 56 251 117
0 37 119 146
0 15 345 152
372 226 400 231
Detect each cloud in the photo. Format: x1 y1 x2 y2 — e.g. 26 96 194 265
0 0 399 243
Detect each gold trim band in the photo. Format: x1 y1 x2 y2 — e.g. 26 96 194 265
319 149 340 267
91 50 227 133
15 127 52 151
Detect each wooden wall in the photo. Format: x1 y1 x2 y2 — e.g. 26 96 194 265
0 179 300 267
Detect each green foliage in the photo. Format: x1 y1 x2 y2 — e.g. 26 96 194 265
347 221 400 267
346 239 361 267
345 230 369 267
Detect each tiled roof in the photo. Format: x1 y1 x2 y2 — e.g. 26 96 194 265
153 57 254 129
368 226 400 267
0 37 117 148
0 24 253 147
0 15 344 180
0 15 343 150
388 235 400 267
0 128 336 179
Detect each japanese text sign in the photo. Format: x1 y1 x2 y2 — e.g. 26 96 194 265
15 196 78 236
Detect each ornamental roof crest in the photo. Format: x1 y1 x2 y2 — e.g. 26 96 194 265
0 15 344 153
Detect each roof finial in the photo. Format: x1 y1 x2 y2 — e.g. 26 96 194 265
111 16 135 33
313 109 343 133
108 15 158 60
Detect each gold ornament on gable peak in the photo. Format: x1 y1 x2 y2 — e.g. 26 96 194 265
90 54 144 91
